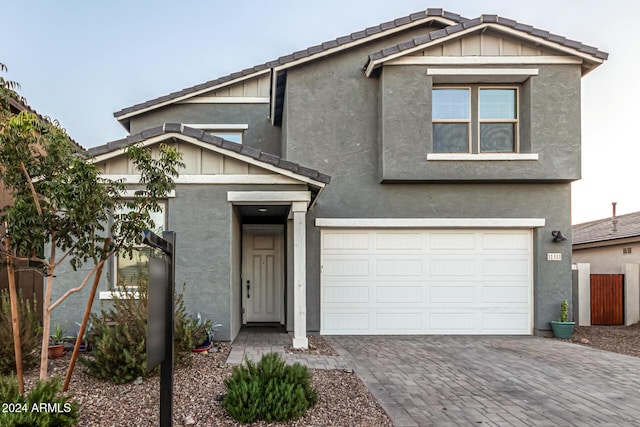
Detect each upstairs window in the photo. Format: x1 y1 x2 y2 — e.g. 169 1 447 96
432 88 470 153
433 87 518 154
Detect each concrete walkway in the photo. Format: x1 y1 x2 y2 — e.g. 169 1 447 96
228 329 640 426
227 326 347 370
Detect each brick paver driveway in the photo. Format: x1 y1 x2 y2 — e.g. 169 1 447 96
328 336 640 426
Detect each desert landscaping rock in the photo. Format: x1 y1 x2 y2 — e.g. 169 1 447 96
564 323 640 357
23 341 391 426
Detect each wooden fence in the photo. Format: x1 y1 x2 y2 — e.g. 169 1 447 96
0 262 43 321
590 274 624 325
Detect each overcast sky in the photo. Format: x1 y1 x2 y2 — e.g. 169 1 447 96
3 0 637 224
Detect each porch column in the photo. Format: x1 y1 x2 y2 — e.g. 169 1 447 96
292 201 308 349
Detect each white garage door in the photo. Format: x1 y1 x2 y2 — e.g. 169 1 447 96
320 229 532 335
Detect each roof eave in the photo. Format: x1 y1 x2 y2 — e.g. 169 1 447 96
365 22 607 77
113 15 460 124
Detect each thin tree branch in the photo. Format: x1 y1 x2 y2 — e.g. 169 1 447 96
18 160 42 217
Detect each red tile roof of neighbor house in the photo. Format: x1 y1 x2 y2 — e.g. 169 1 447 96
573 211 640 245
113 8 608 124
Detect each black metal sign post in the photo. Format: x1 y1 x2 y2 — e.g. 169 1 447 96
143 230 175 427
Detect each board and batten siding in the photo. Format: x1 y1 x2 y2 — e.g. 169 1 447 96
94 142 276 176
186 74 270 100
414 31 565 57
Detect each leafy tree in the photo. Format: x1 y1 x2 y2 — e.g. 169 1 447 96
0 62 184 380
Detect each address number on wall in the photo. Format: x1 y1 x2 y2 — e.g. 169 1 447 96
547 253 562 261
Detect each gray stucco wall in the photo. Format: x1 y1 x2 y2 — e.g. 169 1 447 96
129 104 282 156
282 40 577 335
52 182 306 342
378 64 582 181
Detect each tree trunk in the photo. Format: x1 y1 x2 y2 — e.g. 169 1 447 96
39 271 55 380
63 253 107 392
5 237 24 393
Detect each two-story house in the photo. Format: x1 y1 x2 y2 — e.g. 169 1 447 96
59 9 607 346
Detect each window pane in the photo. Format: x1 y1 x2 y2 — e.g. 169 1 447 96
117 248 152 287
432 89 469 119
480 89 516 119
433 123 469 152
480 123 515 152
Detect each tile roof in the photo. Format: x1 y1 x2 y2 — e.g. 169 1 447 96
113 8 608 124
573 211 640 245
88 123 331 185
113 8 464 120
367 14 608 70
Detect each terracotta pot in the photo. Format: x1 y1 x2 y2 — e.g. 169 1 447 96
48 344 64 359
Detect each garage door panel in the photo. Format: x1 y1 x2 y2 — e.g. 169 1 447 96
429 284 476 303
482 232 530 250
376 312 422 330
323 286 369 304
376 233 423 250
482 283 529 303
376 258 423 276
430 233 476 250
376 286 422 303
323 312 369 332
322 258 369 276
322 232 369 251
321 228 532 335
482 312 530 332
430 312 476 331
482 258 529 276
430 258 476 276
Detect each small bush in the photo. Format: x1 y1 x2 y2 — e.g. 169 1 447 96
0 289 42 375
0 375 79 426
223 352 318 423
81 274 213 383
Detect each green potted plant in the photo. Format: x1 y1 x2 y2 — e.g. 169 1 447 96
550 299 575 339
48 323 66 359
192 313 222 353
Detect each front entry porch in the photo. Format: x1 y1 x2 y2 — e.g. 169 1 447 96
229 191 311 348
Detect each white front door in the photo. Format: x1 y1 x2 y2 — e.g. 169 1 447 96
243 226 284 323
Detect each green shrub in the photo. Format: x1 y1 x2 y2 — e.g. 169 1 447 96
0 375 79 426
81 274 214 383
0 289 42 375
223 352 318 423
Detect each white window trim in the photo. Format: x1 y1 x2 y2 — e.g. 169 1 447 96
107 201 167 296
478 86 519 153
183 123 249 130
427 153 538 161
315 218 546 228
433 85 522 155
427 68 538 77
432 86 471 153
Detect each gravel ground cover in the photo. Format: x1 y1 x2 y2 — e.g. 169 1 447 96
22 340 392 427
561 322 640 357
284 335 338 356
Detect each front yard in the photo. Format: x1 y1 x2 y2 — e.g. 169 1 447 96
24 342 392 427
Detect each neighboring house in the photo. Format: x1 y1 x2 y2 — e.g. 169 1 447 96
573 209 640 274
53 8 607 344
0 97 84 318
